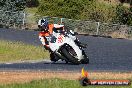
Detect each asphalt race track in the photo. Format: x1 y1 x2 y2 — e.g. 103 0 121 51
0 28 132 72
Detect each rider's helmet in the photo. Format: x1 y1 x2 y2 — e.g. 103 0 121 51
41 18 49 31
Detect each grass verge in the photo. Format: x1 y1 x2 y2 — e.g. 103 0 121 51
0 78 131 88
0 40 49 63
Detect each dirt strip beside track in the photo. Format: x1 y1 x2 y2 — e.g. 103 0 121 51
0 71 132 84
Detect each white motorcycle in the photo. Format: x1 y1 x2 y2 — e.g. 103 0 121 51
48 28 89 65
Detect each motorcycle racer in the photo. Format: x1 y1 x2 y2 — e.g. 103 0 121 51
38 19 65 61
38 20 65 50
38 18 87 63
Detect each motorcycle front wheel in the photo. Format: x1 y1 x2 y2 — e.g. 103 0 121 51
80 50 89 64
61 46 80 65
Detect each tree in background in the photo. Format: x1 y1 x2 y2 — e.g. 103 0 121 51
0 0 5 7
0 0 26 11
114 0 132 26
0 0 26 28
26 0 39 7
130 0 132 10
15 0 26 11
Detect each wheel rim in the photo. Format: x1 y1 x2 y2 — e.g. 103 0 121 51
66 46 77 58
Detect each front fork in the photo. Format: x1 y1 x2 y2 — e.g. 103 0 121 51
75 39 87 48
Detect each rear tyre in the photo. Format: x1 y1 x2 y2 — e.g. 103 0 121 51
61 46 80 65
50 53 58 62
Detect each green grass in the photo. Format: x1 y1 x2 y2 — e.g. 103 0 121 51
0 78 131 88
0 40 49 63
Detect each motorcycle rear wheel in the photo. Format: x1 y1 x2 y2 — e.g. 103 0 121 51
50 53 59 62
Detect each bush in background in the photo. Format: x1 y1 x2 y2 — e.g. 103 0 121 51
114 4 132 26
80 1 116 23
37 0 88 19
36 0 132 26
36 0 117 23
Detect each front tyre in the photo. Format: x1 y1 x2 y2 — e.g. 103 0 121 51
61 47 80 65
80 51 89 64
